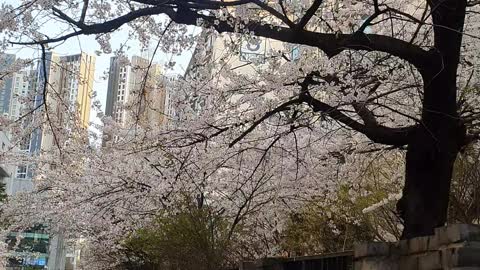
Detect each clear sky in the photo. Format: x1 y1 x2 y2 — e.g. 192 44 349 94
3 1 196 131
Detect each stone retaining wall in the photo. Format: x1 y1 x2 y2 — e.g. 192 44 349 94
354 224 480 270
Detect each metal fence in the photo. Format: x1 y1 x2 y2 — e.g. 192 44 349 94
238 251 354 270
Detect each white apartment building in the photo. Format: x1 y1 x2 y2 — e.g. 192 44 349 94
9 70 36 121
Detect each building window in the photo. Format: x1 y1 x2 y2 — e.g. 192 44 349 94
19 135 30 151
291 45 300 61
16 166 27 179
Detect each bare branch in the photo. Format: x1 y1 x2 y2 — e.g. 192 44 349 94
52 7 86 28
80 0 89 23
249 0 295 28
278 0 289 20
352 102 379 127
297 0 324 29
40 45 62 154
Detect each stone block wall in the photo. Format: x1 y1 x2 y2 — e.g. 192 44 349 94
354 224 480 270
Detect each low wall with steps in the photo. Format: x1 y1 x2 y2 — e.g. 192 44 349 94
235 224 480 270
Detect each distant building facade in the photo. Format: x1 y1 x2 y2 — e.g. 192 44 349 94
0 51 96 270
0 131 13 192
105 55 167 131
0 54 17 115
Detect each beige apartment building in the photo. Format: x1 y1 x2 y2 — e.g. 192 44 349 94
44 52 95 128
105 55 167 130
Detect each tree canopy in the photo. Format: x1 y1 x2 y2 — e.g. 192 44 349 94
1 0 480 267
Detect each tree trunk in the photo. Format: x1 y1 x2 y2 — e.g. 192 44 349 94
397 0 467 239
399 90 464 239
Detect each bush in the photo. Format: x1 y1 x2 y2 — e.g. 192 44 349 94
120 201 231 270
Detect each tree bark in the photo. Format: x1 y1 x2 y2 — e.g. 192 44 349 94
397 0 467 239
399 86 465 239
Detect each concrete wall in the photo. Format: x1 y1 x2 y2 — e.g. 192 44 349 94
354 224 480 270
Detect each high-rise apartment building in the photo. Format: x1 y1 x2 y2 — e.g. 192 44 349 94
181 30 298 118
163 75 178 121
0 51 95 270
29 52 95 154
9 69 36 121
33 52 95 270
105 55 167 130
43 52 95 128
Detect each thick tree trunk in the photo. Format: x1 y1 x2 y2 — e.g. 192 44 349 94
399 90 464 239
397 0 467 239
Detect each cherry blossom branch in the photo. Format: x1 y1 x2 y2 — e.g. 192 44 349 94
198 13 429 71
248 0 296 28
134 0 297 27
296 0 324 29
409 1 430 43
10 2 431 72
230 69 415 149
358 4 425 34
299 92 412 146
40 44 62 154
13 103 44 124
278 0 290 23
228 98 301 147
352 101 380 127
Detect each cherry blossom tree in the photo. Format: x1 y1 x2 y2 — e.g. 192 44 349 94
1 0 480 254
